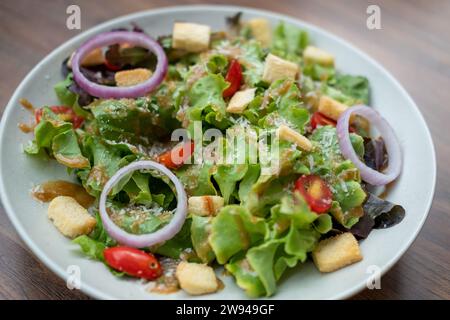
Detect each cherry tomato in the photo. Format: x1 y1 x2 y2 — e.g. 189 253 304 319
294 175 333 213
104 59 122 71
35 106 84 129
158 141 194 170
103 246 162 280
310 112 337 130
310 111 355 132
222 59 243 98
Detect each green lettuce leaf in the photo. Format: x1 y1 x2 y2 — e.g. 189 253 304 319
239 41 266 86
271 22 308 63
52 129 90 169
153 218 193 259
308 126 366 227
76 135 135 197
213 164 248 204
331 74 370 105
225 256 266 297
176 164 217 196
91 98 169 144
210 205 267 264
225 194 327 297
187 73 230 131
54 74 77 107
190 215 215 263
261 80 309 132
72 235 106 261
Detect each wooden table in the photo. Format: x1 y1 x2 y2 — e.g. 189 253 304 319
0 0 448 300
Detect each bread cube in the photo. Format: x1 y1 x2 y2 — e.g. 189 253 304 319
277 125 312 151
303 46 335 66
226 88 256 114
262 54 299 83
188 196 224 216
172 22 211 52
247 18 272 47
176 262 219 295
312 232 363 273
115 68 152 87
318 95 349 121
67 48 104 68
48 196 96 238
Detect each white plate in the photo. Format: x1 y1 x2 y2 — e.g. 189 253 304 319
0 5 436 300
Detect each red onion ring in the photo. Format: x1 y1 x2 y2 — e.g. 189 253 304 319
336 105 402 186
72 31 168 98
99 160 187 248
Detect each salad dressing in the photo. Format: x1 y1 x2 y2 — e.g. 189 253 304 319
32 180 95 208
19 98 35 113
18 123 34 133
18 98 36 133
148 258 180 294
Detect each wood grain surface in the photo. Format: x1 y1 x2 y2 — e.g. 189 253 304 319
0 0 449 300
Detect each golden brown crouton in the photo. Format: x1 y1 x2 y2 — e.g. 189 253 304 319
172 22 211 52
303 46 335 66
48 196 96 238
226 88 256 114
114 68 152 87
67 48 105 68
176 262 219 295
277 125 313 151
188 196 224 216
247 18 272 47
262 54 299 83
312 232 363 273
318 95 349 121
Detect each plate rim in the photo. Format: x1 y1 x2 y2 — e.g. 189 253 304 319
0 4 437 300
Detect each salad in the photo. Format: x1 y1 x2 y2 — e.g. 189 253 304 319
20 13 405 297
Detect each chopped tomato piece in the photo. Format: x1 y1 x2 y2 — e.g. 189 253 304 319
310 112 337 130
35 106 84 129
103 246 162 280
158 141 194 169
294 174 333 213
104 59 122 71
310 111 355 132
222 59 243 98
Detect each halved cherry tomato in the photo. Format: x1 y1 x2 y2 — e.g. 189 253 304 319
35 106 84 129
222 59 243 98
158 140 194 170
310 112 337 130
103 246 162 280
294 174 333 213
310 111 355 132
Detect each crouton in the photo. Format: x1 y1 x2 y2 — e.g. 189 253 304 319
303 46 335 66
247 18 272 47
114 68 152 87
48 196 96 238
262 53 299 83
312 232 363 273
318 95 349 121
188 196 224 216
277 124 313 151
67 48 105 68
226 88 256 114
172 22 211 52
176 262 219 295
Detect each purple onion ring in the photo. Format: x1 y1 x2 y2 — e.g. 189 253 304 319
336 105 402 186
99 160 187 248
72 31 167 99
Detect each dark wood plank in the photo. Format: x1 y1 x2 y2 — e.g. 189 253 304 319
0 0 448 300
